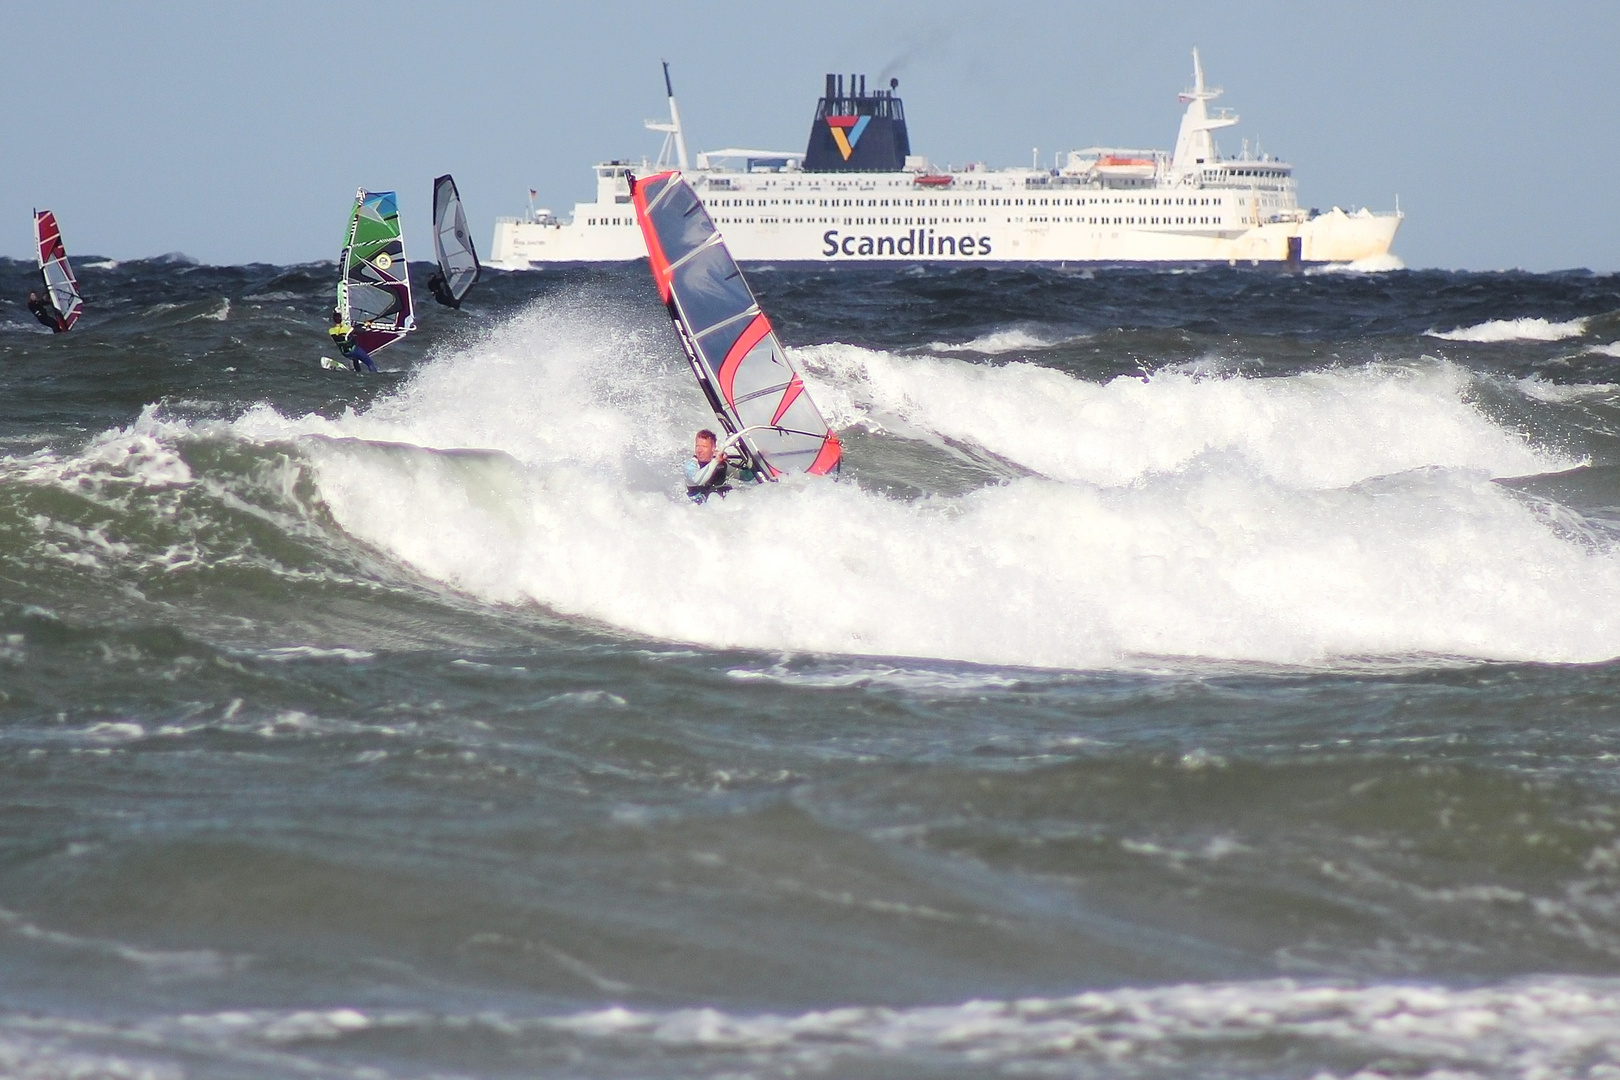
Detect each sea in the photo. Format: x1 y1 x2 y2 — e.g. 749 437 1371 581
3 253 1620 1079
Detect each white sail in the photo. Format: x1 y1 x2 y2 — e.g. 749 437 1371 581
432 174 480 302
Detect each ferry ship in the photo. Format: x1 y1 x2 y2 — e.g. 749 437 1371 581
488 52 1401 268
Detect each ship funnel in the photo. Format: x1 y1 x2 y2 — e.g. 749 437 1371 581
803 71 910 173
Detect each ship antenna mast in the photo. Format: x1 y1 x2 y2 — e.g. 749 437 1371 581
1172 46 1238 173
645 60 691 171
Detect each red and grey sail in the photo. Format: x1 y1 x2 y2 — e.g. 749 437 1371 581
630 171 841 479
431 174 480 303
33 210 83 331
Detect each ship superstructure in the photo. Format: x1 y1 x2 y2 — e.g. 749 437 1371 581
488 51 1400 268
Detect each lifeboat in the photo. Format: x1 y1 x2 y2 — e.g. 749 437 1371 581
1093 156 1156 181
913 174 954 187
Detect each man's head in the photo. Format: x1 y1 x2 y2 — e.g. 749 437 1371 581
27 291 38 302
694 429 718 463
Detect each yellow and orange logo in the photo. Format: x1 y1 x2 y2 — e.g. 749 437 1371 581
827 115 871 161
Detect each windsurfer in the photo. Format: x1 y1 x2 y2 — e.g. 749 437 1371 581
426 270 460 309
27 290 67 333
328 310 378 373
684 430 732 503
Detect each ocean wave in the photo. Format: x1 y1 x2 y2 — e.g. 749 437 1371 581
15 296 1620 669
1427 316 1589 342
801 344 1566 488
189 298 229 322
546 979 1620 1076
1516 376 1620 404
0 908 241 981
1305 252 1407 274
924 326 1075 355
726 659 1037 692
4 978 1616 1078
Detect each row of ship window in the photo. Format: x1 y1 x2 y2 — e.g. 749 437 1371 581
699 195 1229 209
584 214 1231 227
586 195 1233 224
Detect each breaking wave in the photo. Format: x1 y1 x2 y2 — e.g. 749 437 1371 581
1427 316 1589 343
3 978 1616 1079
924 327 1074 355
18 295 1620 669
1306 251 1407 275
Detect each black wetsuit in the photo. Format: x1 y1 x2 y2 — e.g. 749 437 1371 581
27 296 66 332
427 272 460 309
685 456 731 503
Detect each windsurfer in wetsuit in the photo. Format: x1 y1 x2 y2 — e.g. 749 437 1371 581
684 429 759 503
684 429 731 503
425 270 459 309
328 309 377 373
26 290 67 333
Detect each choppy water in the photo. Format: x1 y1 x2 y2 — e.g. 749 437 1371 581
4 254 1620 1079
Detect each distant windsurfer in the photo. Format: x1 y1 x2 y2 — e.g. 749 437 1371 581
27 290 67 333
328 310 377 372
425 270 460 309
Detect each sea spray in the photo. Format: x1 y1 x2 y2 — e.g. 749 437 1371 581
71 296 1613 667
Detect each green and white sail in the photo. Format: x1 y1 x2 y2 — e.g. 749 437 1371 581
337 189 414 353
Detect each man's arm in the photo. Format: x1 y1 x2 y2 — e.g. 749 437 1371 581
688 456 725 487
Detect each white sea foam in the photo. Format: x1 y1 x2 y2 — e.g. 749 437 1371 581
191 298 229 322
32 296 1620 669
3 978 1615 1077
258 646 375 663
801 344 1565 488
925 327 1070 355
1427 316 1589 343
546 979 1620 1075
1516 376 1620 404
0 1034 183 1080
6 984 1607 1075
1587 341 1620 358
727 660 1033 692
1305 252 1407 275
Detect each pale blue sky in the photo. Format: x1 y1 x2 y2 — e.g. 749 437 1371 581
2 1 1614 270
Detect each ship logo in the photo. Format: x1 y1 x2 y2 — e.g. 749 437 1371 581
826 115 871 160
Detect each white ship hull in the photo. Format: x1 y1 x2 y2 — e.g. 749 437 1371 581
490 53 1401 269
490 185 1399 267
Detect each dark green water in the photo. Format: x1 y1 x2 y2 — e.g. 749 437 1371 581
4 257 1620 1077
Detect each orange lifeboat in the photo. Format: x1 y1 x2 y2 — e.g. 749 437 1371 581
1094 156 1156 181
913 174 954 187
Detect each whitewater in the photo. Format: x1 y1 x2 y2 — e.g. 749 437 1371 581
48 291 1615 669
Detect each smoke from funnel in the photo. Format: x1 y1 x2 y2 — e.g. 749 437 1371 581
876 24 951 85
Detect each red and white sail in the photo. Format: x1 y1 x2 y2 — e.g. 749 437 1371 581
631 170 840 480
33 210 83 330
